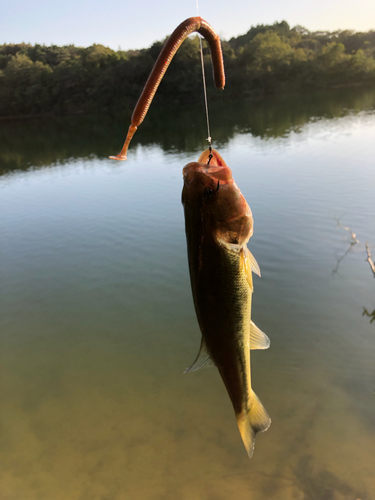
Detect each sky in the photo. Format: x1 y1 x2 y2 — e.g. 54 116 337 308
2 0 374 50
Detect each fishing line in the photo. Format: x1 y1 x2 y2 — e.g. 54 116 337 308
199 38 213 155
196 0 213 161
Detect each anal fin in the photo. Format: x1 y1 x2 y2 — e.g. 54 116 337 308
250 321 270 350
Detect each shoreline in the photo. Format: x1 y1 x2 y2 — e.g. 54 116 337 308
1 81 374 122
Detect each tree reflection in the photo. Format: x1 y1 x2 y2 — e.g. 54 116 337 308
332 241 358 276
362 308 375 324
332 216 359 276
1 85 375 176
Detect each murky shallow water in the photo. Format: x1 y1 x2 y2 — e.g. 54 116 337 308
1 88 375 499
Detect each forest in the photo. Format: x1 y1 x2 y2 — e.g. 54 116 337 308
0 21 374 117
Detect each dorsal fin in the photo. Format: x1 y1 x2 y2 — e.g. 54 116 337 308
184 336 215 373
250 321 270 350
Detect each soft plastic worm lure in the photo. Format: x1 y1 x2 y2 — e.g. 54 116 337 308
110 17 225 161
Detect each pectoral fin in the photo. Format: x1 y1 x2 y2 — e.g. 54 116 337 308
241 247 254 291
245 247 261 277
184 336 215 373
250 321 270 350
221 241 242 253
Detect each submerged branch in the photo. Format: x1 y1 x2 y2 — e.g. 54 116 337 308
365 242 375 277
332 216 359 275
334 215 359 244
334 218 375 282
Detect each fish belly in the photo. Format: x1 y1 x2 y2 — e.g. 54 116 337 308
189 241 271 458
193 243 252 412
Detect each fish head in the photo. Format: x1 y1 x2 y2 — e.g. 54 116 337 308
182 149 253 245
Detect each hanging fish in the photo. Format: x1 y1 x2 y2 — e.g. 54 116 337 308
182 148 270 458
110 17 270 458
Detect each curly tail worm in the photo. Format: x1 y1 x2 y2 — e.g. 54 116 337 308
110 17 225 160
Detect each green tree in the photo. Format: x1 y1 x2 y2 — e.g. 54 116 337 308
0 53 52 114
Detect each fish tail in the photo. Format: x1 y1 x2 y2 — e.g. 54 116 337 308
236 391 271 459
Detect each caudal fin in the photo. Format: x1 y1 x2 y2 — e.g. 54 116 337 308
236 391 271 459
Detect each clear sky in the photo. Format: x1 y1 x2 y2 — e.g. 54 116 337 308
2 0 374 50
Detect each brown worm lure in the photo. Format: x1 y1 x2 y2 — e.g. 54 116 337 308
110 17 225 161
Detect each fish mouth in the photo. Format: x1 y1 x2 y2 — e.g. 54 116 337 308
198 149 232 182
183 148 233 184
197 148 226 166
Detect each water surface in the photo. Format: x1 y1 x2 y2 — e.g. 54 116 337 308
1 87 375 500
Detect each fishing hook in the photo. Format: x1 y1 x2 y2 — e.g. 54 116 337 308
110 17 225 161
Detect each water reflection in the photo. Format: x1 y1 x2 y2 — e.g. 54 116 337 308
332 219 375 325
362 307 375 323
332 217 359 276
293 455 361 500
1 85 375 175
1 86 375 500
332 241 358 276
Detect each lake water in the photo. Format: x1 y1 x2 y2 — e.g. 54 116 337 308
1 87 375 500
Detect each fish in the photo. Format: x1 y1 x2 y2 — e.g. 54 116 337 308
181 147 271 458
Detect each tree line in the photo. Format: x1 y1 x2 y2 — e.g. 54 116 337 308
0 21 374 117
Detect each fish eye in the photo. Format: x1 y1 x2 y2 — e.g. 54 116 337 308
203 187 214 198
